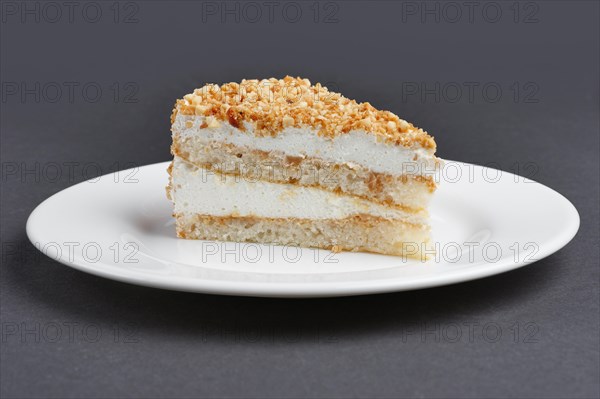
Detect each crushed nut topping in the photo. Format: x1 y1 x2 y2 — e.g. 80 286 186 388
171 76 436 149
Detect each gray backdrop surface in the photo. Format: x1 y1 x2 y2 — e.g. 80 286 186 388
1 1 599 398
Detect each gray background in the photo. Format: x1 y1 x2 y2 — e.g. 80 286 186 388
1 0 599 398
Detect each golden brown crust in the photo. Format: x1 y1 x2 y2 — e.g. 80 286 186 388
165 161 174 201
171 76 436 149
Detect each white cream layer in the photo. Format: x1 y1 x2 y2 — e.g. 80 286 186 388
171 157 427 223
173 114 438 177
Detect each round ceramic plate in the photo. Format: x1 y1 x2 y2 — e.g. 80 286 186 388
26 161 579 297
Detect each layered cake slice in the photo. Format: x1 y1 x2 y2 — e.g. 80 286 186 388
167 77 440 258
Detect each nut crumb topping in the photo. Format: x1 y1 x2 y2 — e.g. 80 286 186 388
171 76 436 149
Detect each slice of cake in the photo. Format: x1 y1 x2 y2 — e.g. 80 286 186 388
167 77 440 258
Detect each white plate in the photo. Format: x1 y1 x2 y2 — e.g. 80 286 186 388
26 161 579 297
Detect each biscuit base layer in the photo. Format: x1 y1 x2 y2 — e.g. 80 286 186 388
175 213 431 259
172 137 435 210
